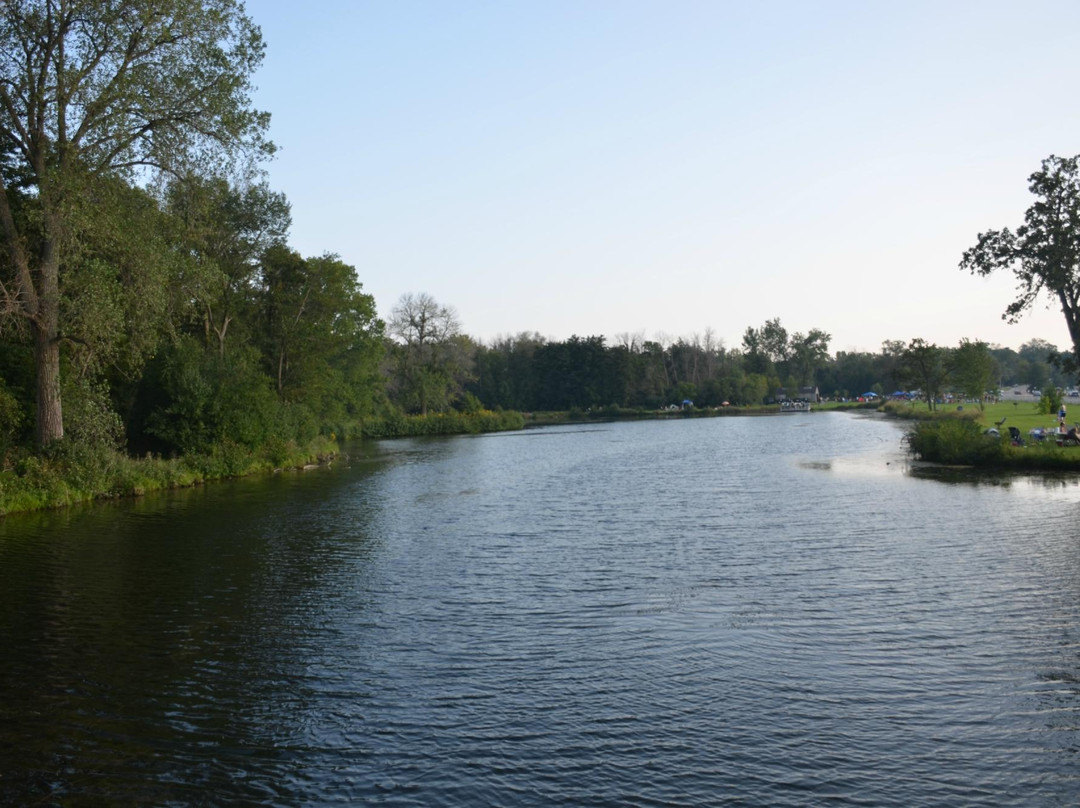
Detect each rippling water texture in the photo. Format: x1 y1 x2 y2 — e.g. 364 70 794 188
2 413 1080 805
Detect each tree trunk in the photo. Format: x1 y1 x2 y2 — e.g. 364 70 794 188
32 319 63 445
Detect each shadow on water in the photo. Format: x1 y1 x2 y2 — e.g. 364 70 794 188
908 462 1080 490
0 462 389 804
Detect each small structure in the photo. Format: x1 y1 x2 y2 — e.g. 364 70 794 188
777 386 816 413
778 386 821 403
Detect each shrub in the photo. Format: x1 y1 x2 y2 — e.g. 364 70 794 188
1039 388 1064 417
360 409 524 439
906 418 1006 464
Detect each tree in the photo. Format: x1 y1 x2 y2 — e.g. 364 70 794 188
166 176 290 357
0 0 271 445
901 339 948 411
741 317 787 376
386 292 465 415
960 154 1080 377
880 339 908 393
788 328 831 388
950 339 997 411
257 247 382 415
60 176 178 383
1016 338 1063 389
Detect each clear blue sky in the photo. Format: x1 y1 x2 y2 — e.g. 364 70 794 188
246 0 1080 354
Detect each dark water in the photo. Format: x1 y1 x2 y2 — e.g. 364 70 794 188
2 413 1080 806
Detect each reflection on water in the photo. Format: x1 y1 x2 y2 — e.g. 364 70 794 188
2 413 1080 805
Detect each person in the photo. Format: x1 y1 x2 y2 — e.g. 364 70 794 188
1060 402 1068 425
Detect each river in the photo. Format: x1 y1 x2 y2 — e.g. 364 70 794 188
1 412 1079 805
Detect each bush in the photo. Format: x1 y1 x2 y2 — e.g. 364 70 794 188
360 409 525 439
0 433 341 516
0 382 24 463
906 418 1007 465
1039 388 1064 417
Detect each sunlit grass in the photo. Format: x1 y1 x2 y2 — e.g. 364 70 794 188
900 398 1080 469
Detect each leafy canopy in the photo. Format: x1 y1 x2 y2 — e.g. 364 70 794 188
960 154 1080 372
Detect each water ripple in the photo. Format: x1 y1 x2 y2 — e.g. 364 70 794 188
2 415 1080 805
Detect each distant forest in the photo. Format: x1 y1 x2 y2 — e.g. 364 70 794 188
464 327 1067 413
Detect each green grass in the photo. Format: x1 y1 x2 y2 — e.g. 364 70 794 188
881 398 1062 432
0 409 531 515
0 436 339 517
974 400 1069 434
899 398 1080 470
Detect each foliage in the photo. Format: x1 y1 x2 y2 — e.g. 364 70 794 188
0 379 23 463
881 401 943 421
900 339 948 410
960 154 1080 375
906 418 1006 465
0 434 338 517
0 0 272 445
385 293 469 415
949 339 997 411
139 337 286 455
902 409 1080 471
360 409 524 439
1039 387 1064 417
61 375 125 450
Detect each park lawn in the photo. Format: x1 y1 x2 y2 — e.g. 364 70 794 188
975 400 1070 435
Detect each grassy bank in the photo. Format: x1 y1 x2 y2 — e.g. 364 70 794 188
0 435 339 517
0 409 527 516
359 409 525 438
520 401 874 426
896 399 1080 470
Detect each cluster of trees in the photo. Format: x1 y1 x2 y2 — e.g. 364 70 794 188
464 328 1065 414
0 168 387 458
3 1 1080 467
0 1 387 460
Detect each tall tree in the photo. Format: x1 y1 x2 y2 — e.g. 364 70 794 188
0 0 271 445
257 247 382 414
960 154 1080 376
879 339 908 393
950 339 997 411
166 176 290 357
788 328 831 388
901 338 948 411
387 292 465 415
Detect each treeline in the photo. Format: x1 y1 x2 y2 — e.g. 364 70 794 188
3 236 1071 466
465 326 1068 413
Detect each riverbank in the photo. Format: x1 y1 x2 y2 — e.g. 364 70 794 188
890 400 1080 471
522 400 879 427
0 409 527 516
0 436 341 517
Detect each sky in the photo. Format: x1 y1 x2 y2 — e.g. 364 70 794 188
245 0 1080 354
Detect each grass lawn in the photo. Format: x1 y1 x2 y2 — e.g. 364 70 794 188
884 399 1067 433
974 400 1077 435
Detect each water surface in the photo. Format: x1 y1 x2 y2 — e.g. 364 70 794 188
2 413 1079 805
